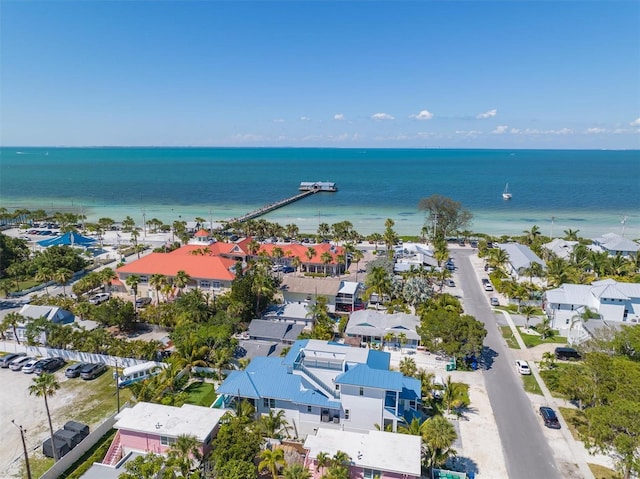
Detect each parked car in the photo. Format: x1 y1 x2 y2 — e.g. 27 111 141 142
554 347 581 361
89 293 111 305
80 363 108 380
10 356 35 371
65 362 90 378
35 357 66 375
539 406 561 429
445 279 456 287
490 297 500 306
482 279 494 291
516 360 531 375
135 297 152 307
1 352 26 368
21 358 43 374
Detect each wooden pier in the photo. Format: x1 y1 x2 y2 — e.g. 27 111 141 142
226 189 316 224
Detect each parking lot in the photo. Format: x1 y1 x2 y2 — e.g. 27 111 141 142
0 358 122 478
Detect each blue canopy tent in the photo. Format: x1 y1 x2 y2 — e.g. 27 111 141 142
38 232 97 248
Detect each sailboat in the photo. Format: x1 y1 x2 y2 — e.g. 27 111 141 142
502 183 512 200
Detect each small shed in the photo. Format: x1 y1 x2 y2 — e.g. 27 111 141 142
54 428 83 448
64 421 89 439
42 436 71 458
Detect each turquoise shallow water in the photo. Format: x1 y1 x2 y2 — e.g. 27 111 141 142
1 147 639 237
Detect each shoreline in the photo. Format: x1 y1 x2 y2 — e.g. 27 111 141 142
1 200 637 239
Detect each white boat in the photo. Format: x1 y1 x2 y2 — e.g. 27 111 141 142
502 183 512 200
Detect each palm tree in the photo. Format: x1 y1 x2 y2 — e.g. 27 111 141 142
563 229 580 241
209 347 233 381
442 376 467 414
149 274 166 305
35 267 54 296
520 304 538 330
383 332 395 350
100 268 117 293
317 222 330 241
537 317 553 340
523 225 542 246
3 311 25 344
167 434 202 477
398 357 417 377
397 332 408 354
315 452 331 475
305 247 316 272
282 463 311 479
259 447 286 478
173 270 191 294
258 409 292 439
398 417 427 436
320 251 333 275
422 415 458 469
53 268 74 296
351 249 364 282
365 266 390 310
125 274 141 305
29 373 60 461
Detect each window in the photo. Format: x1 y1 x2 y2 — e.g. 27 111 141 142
139 276 148 283
359 387 364 396
409 400 416 409
160 436 176 446
200 280 210 289
363 469 382 479
335 384 340 391
344 409 350 420
212 281 221 289
307 405 312 413
263 398 275 408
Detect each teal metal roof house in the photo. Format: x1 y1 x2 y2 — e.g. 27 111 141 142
216 339 422 437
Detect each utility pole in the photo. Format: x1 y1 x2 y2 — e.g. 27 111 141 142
12 420 32 479
113 359 120 413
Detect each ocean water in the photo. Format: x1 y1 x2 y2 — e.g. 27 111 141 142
1 147 639 238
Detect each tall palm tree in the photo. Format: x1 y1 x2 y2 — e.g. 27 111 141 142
259 447 286 478
305 247 316 272
53 268 74 296
351 249 364 282
29 373 61 461
35 267 54 296
3 311 25 344
173 270 191 294
422 415 457 469
209 347 233 381
317 222 330 241
125 274 141 305
365 266 390 310
149 274 167 305
167 433 202 477
258 409 292 439
520 304 538 329
397 332 408 354
282 463 311 479
100 268 117 293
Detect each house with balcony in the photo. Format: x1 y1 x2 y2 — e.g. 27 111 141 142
215 340 422 437
101 402 226 466
543 279 640 339
303 427 422 479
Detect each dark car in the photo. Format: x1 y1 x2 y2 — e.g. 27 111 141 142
135 297 152 307
555 347 581 361
539 406 561 429
35 357 66 375
80 363 108 380
0 352 26 368
65 362 90 378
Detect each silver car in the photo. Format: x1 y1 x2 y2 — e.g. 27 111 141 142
9 356 35 371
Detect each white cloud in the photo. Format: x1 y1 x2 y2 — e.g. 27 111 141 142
371 112 395 121
586 127 606 134
300 116 311 121
410 110 434 120
492 125 509 134
630 118 640 126
334 113 345 121
476 109 497 119
455 130 482 138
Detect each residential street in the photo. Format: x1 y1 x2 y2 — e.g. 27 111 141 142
452 248 563 479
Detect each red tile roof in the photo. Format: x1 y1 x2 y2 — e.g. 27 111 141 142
257 242 344 264
194 229 211 237
117 252 237 281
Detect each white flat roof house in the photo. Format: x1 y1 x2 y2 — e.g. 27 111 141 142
544 279 640 340
303 428 422 479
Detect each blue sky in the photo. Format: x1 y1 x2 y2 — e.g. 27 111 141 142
1 1 639 148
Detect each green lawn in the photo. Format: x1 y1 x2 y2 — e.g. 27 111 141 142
23 456 54 479
183 381 217 407
521 374 543 395
559 406 589 440
589 463 621 479
520 330 567 348
500 326 520 349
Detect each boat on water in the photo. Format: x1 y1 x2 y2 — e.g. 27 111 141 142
502 183 512 200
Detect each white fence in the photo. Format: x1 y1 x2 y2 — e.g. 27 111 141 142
0 341 146 368
39 404 130 479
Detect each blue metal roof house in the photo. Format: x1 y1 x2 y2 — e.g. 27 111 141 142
216 339 422 437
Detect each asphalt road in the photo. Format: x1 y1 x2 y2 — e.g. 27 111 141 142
452 248 562 479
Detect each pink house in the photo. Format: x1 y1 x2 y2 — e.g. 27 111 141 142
303 428 422 479
103 402 226 466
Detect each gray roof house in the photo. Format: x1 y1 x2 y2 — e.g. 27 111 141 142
543 279 640 342
262 302 313 327
542 238 579 260
4 304 74 344
248 319 305 344
345 310 421 348
496 243 546 279
591 233 640 257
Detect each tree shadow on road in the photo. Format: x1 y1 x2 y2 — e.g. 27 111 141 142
446 455 479 477
479 346 498 370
